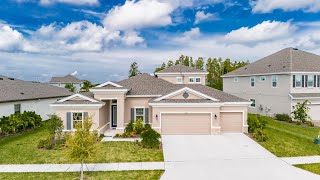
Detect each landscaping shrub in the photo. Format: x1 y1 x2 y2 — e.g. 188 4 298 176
37 135 54 149
248 114 268 142
292 100 311 123
47 114 63 135
124 122 134 134
247 114 267 133
140 128 161 149
275 113 292 122
0 111 42 136
305 121 314 127
133 118 144 134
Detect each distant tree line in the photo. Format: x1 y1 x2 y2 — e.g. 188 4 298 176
154 55 249 90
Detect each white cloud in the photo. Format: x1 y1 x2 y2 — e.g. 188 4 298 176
173 28 201 43
71 71 78 76
40 0 99 6
121 31 144 46
251 0 320 13
0 25 36 52
194 11 218 24
224 20 295 44
103 0 174 31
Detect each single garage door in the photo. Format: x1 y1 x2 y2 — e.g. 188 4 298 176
220 112 243 132
308 105 320 121
161 113 211 135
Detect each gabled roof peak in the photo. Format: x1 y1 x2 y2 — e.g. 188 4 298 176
155 64 207 74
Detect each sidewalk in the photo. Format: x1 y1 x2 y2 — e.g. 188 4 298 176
281 156 320 165
0 162 165 173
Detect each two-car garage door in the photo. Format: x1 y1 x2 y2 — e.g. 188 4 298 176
161 112 243 135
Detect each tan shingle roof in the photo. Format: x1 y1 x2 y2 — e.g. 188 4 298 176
0 75 73 103
223 48 320 77
156 64 206 73
96 73 247 103
49 74 84 83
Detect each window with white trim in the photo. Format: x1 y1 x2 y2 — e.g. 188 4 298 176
295 75 302 87
272 75 278 88
189 77 194 83
72 112 83 128
307 75 314 87
234 77 239 82
195 77 201 83
250 77 255 87
176 77 182 83
14 104 21 114
250 99 256 108
135 108 144 120
260 76 266 81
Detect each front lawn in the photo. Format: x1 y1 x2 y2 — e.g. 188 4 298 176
249 114 320 157
294 163 320 175
0 122 163 164
0 170 164 180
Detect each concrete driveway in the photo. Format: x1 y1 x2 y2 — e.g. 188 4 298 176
161 134 320 180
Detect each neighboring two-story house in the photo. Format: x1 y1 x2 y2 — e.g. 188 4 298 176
222 48 320 122
51 65 250 135
49 74 84 93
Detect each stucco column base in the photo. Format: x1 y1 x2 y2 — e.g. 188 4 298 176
242 125 248 133
211 126 221 135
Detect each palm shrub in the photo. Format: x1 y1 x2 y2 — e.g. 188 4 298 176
133 118 144 134
140 127 161 149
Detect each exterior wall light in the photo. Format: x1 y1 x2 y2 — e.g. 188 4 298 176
214 114 217 119
156 114 158 120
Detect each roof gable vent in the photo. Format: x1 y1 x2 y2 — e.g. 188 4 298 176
8 77 14 80
293 48 298 50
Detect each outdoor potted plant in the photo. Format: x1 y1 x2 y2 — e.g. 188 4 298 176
314 131 320 144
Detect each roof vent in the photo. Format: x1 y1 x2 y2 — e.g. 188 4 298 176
8 77 14 80
0 78 3 80
268 65 271 67
244 68 247 70
283 66 286 68
155 74 158 78
293 48 298 50
20 92 24 95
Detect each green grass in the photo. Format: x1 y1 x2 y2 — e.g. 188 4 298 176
0 170 164 180
294 163 320 175
249 114 320 157
0 122 163 164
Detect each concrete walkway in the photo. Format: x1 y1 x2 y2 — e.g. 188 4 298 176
0 162 165 173
281 156 320 165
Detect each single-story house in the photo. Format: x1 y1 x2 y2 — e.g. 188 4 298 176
0 75 73 120
51 65 250 135
49 74 84 93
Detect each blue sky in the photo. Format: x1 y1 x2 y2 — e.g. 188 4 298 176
1 0 320 83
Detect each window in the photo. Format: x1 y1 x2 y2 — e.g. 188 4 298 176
260 76 266 81
176 77 182 84
250 77 255 87
189 77 194 83
135 108 144 120
58 83 61 87
272 75 278 88
234 77 239 82
195 77 201 83
250 99 256 108
14 104 21 113
295 75 302 87
72 112 83 128
307 75 314 87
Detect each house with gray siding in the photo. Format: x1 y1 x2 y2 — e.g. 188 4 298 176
49 74 84 93
222 48 320 122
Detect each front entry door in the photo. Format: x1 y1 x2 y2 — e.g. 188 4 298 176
111 105 117 128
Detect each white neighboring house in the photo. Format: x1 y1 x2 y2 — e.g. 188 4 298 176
49 74 84 93
222 48 320 123
0 75 73 120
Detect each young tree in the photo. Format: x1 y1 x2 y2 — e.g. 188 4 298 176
65 116 100 180
80 80 94 92
167 60 174 67
292 100 311 123
129 62 140 77
65 83 75 92
195 57 205 70
154 62 166 72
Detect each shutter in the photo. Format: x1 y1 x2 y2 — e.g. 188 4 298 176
145 108 149 124
84 112 88 120
302 75 305 87
131 108 135 122
66 112 71 130
293 75 295 88
305 75 308 87
318 75 320 87
314 75 317 87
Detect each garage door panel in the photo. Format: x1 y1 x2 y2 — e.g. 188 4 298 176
220 112 242 132
307 105 320 121
161 113 211 135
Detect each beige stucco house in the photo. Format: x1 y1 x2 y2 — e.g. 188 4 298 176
51 65 250 135
222 48 320 122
